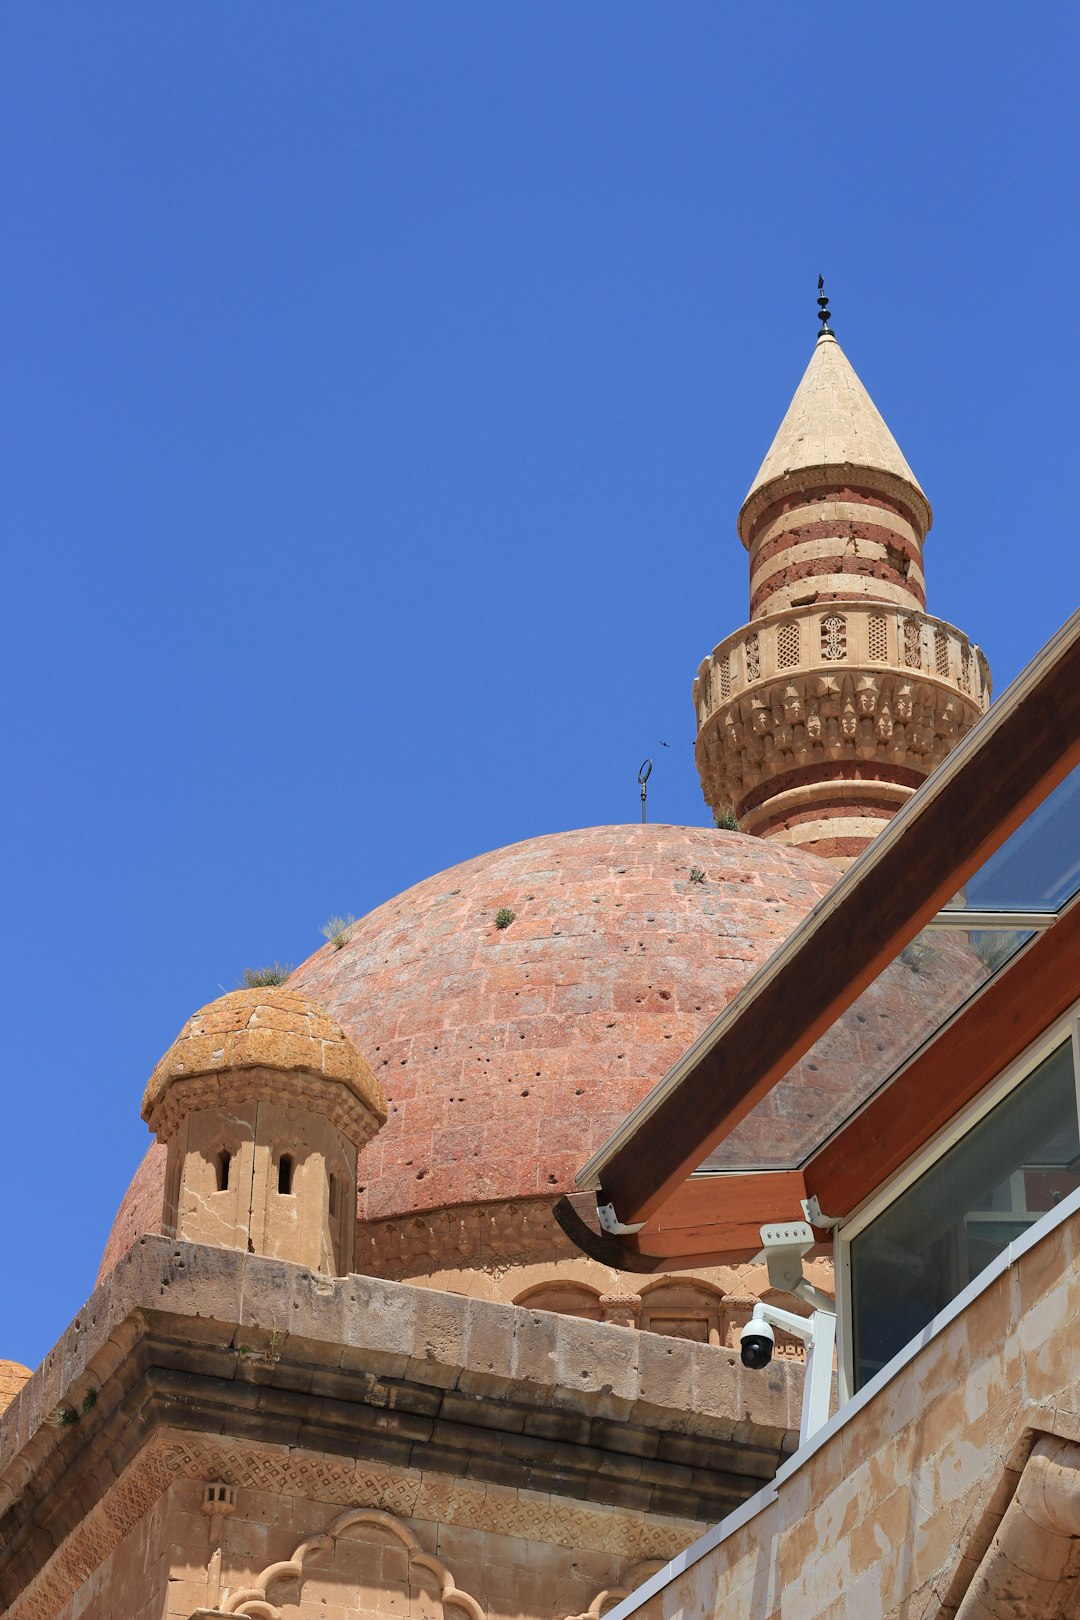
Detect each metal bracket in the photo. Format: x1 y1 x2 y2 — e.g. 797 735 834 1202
801 1194 842 1230
596 1201 646 1236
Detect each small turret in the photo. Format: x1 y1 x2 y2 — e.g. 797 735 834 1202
142 988 386 1276
0 1361 31 1414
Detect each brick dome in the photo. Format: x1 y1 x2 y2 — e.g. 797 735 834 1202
99 824 837 1280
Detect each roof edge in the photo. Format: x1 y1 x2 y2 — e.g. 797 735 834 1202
576 609 1080 1209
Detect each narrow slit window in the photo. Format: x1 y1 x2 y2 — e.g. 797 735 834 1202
278 1154 294 1195
328 1176 339 1218
216 1151 231 1192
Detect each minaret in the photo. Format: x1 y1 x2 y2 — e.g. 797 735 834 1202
694 287 990 866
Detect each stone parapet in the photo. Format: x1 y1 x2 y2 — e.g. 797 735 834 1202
0 1237 803 1619
694 603 990 861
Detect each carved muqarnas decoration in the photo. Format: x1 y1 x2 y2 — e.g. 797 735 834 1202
703 669 976 804
213 1507 485 1620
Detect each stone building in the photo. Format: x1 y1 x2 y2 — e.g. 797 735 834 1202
2 318 1074 1620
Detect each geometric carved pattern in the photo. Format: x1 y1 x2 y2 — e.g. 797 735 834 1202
867 614 887 662
719 651 731 702
959 643 971 694
777 622 801 670
161 1434 697 1557
903 615 922 669
5 1445 175 1620
745 632 761 682
6 1433 700 1620
357 1194 580 1278
934 626 950 679
820 614 846 661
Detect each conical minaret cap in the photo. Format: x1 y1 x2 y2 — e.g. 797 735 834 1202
737 332 931 544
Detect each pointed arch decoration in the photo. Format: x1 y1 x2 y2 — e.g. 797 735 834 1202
220 1506 486 1620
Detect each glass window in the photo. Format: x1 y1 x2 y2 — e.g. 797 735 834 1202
701 924 1033 1173
963 762 1080 913
848 1038 1080 1392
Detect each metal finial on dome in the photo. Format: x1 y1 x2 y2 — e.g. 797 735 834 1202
637 757 652 823
816 274 833 337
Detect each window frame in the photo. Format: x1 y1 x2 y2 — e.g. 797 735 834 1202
834 1000 1080 1404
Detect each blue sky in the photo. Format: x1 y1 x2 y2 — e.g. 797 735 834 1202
3 3 1078 1369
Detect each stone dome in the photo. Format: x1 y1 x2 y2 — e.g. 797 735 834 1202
141 986 385 1140
0 1360 31 1412
99 824 837 1281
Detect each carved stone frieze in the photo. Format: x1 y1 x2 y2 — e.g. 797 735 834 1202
697 666 984 811
694 604 990 733
694 602 990 821
5 1431 700 1620
357 1194 577 1278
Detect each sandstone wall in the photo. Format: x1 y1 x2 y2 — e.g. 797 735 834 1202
59 1473 673 1620
1 1239 803 1620
617 1198 1080 1620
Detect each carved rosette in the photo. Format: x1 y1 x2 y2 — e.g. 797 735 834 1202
694 603 990 864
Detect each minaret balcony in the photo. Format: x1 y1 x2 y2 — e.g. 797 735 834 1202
694 602 991 819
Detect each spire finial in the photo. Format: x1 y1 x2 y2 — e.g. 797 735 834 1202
816 274 833 338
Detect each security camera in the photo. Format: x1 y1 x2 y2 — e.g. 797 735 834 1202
739 1315 775 1370
736 1267 839 1449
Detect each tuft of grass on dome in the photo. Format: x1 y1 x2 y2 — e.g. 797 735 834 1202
689 867 706 884
321 915 357 951
494 907 516 930
713 806 740 832
241 963 293 989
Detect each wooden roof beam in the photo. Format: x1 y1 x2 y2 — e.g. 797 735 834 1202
574 612 1080 1231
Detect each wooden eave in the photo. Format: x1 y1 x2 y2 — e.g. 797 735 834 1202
558 610 1080 1269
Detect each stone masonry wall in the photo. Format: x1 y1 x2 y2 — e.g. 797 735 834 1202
64 1473 672 1620
618 1200 1080 1620
47 1484 174 1620
0 1239 803 1620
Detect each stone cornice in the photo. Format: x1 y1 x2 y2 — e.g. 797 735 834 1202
0 1238 801 1615
147 1065 383 1149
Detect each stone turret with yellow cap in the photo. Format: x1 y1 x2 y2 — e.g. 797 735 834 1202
142 987 386 1276
694 291 990 865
